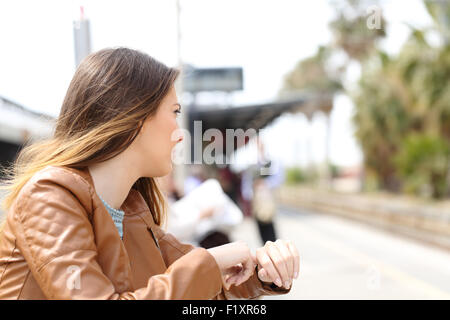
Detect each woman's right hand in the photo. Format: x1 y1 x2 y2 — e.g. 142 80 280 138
207 241 256 290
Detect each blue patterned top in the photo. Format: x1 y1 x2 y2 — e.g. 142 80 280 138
97 193 124 240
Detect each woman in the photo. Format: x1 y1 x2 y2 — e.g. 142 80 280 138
0 47 299 299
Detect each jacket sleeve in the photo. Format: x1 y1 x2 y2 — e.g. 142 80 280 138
153 226 291 300
12 178 223 300
214 269 291 300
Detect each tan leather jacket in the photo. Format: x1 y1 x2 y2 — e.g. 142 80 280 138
0 165 289 299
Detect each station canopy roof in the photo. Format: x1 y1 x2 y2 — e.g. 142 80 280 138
188 94 333 134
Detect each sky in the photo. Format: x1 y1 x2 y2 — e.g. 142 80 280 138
0 0 434 169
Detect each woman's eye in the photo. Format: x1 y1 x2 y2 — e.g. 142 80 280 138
174 109 181 115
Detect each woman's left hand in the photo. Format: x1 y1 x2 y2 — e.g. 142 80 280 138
251 239 300 289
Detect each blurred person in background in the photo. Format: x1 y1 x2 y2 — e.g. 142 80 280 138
217 164 242 206
184 164 205 195
158 172 223 247
244 138 284 245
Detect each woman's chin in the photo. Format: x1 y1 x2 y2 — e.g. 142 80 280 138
156 163 173 178
143 163 173 178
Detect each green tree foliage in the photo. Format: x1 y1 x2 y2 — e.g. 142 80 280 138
394 133 450 198
352 2 450 197
329 0 386 61
285 166 318 185
281 46 342 95
281 0 450 198
352 51 410 191
285 167 306 185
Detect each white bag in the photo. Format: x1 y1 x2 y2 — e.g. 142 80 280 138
168 179 243 241
252 181 276 223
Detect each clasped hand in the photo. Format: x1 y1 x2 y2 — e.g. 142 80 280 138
207 239 300 290
252 239 299 289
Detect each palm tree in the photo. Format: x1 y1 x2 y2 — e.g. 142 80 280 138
328 0 386 62
352 4 450 197
280 46 342 96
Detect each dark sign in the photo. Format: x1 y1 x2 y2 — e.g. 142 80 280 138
183 66 243 93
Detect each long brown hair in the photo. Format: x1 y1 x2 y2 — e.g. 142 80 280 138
0 47 179 229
